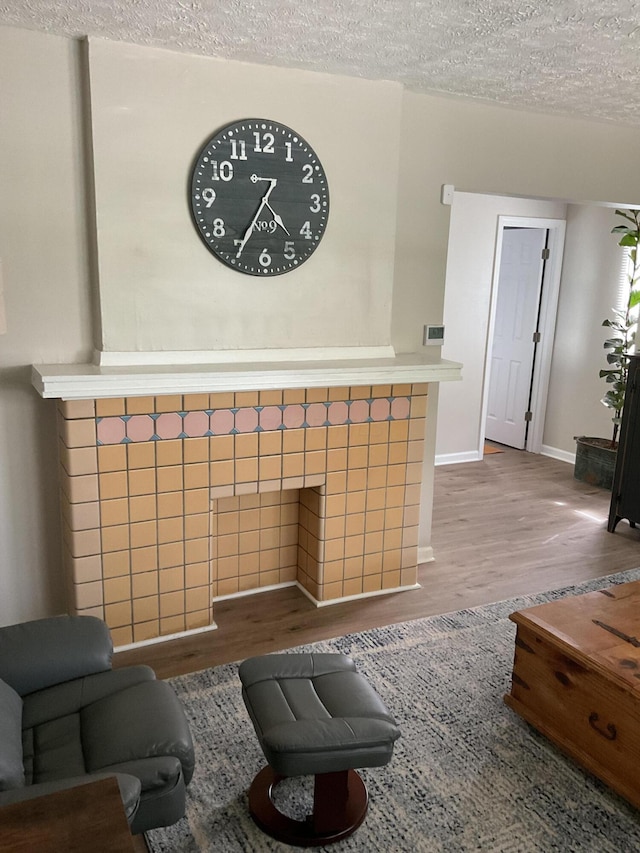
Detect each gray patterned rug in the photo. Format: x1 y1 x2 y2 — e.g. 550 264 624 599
146 570 640 852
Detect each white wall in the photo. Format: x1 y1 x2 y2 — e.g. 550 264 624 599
435 193 567 463
87 38 402 353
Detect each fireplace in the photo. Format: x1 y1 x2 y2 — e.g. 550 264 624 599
34 354 460 648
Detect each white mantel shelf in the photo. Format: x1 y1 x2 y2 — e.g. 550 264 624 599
32 353 462 400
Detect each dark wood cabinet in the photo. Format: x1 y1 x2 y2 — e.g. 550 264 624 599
608 354 640 531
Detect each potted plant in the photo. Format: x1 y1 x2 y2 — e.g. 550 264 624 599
575 208 640 488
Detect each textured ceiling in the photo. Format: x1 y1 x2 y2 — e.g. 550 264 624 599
2 0 640 126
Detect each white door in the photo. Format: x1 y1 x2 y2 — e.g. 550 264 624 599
485 228 547 449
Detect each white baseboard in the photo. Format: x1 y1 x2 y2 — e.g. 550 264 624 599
435 450 482 466
540 444 575 465
418 545 434 563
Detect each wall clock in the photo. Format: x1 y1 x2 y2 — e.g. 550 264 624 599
190 119 329 276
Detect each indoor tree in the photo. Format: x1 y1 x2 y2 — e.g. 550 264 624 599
600 208 640 446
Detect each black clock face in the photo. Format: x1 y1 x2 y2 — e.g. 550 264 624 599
190 119 329 276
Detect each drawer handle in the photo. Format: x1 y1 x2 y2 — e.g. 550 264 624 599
588 712 617 741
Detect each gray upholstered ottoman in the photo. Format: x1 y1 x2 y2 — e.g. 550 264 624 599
239 653 400 846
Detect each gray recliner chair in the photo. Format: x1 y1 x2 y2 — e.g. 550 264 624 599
0 615 195 834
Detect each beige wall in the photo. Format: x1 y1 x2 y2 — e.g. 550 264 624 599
544 204 625 454
4 25 640 624
87 38 402 353
0 28 93 625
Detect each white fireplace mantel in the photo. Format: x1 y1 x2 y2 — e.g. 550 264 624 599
32 351 462 400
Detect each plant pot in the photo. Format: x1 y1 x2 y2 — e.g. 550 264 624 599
574 436 617 490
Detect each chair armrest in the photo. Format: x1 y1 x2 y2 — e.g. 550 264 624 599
0 616 113 696
0 772 141 823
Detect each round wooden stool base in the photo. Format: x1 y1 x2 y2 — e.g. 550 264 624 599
248 766 369 847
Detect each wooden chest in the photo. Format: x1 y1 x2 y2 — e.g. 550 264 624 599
505 580 640 809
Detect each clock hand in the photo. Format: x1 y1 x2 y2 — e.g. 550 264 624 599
235 176 277 258
264 201 291 236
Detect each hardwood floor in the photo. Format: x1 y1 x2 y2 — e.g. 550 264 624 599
115 446 640 680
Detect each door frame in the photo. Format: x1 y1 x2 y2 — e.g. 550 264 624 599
481 216 567 454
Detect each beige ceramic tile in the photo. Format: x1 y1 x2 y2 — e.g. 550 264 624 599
184 462 209 490
282 429 305 454
186 610 211 630
156 440 183 467
209 392 235 409
128 468 157 497
155 395 183 413
186 562 210 588
131 546 157 574
102 550 131 578
127 442 156 470
96 398 125 417
59 399 96 419
283 389 305 404
157 491 183 518
126 396 155 415
183 394 210 411
70 555 103 584
184 437 209 464
101 497 135 529
98 444 127 473
158 541 184 569
132 572 159 599
343 577 363 597
184 488 209 514
104 575 132 604
61 418 96 449
159 566 185 594
134 621 161 643
133 596 160 623
101 524 130 553
157 466 183 493
104 601 133 629
63 446 98 477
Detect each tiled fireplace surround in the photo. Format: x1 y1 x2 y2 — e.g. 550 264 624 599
56 383 428 647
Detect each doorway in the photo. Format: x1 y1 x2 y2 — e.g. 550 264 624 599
482 216 566 455
485 227 548 449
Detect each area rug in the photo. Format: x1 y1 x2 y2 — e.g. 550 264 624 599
146 569 640 852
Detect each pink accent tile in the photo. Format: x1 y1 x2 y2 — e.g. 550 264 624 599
210 409 235 435
126 415 155 443
370 398 391 421
235 407 259 433
155 412 183 439
183 411 210 437
97 417 126 445
283 404 305 429
349 400 370 423
306 403 327 427
259 406 283 431
327 401 349 425
391 397 410 420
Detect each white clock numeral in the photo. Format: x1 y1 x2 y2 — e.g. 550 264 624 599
212 160 234 181
259 249 272 267
301 164 314 184
300 221 313 240
201 188 216 208
254 132 275 154
230 139 247 161
285 142 294 163
284 241 296 260
309 194 321 213
212 218 226 237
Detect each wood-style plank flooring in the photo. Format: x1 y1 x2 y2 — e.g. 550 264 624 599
115 446 640 680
